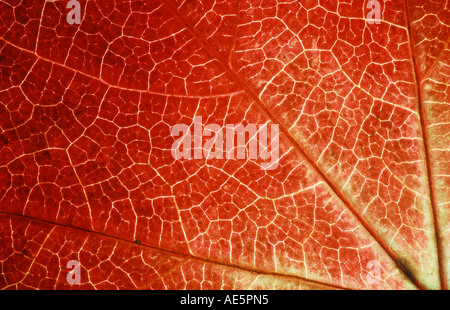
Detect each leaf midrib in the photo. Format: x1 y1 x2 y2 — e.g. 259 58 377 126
0 210 343 290
403 0 445 290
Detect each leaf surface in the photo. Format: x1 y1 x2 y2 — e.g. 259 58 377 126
0 0 448 290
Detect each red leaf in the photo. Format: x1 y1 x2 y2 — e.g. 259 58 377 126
0 0 448 290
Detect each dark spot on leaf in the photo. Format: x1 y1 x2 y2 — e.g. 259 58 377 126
21 249 31 257
0 135 8 146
